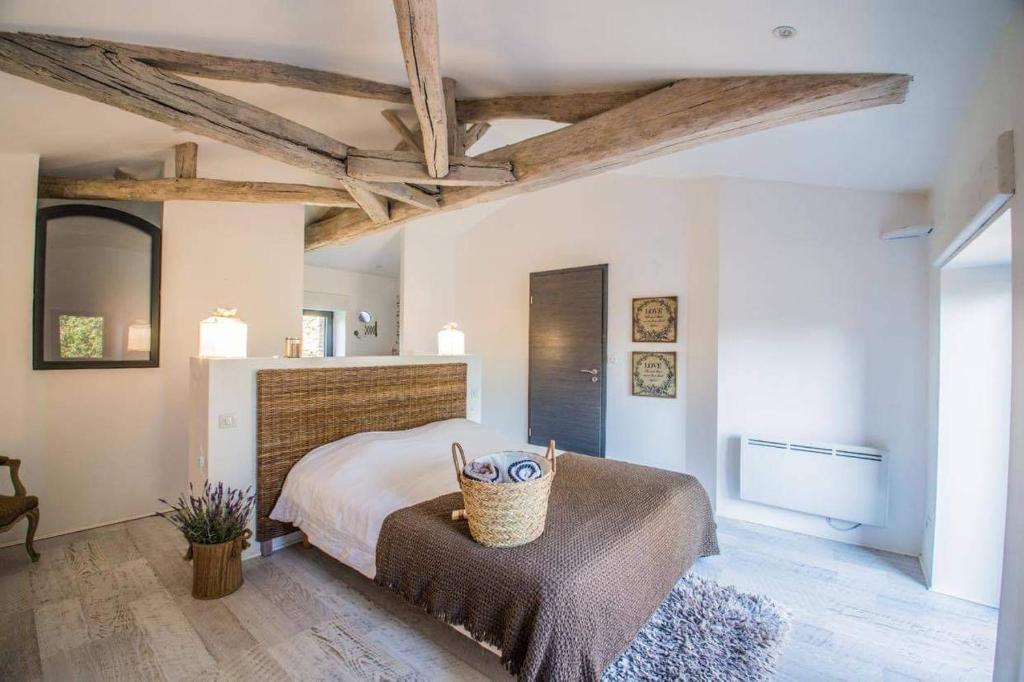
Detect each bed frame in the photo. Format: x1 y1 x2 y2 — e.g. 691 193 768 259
255 363 468 554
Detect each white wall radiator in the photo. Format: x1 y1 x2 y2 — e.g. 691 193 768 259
740 436 889 527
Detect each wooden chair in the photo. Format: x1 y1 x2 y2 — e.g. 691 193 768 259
0 456 39 561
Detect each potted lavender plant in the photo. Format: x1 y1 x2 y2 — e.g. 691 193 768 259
159 482 255 599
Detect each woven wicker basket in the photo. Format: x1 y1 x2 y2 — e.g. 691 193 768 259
451 440 556 548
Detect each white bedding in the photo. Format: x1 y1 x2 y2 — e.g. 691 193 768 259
269 418 550 578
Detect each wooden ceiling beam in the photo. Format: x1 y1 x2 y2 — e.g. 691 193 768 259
174 142 198 179
307 207 378 241
342 180 390 223
0 32 352 179
307 73 911 249
443 77 463 156
456 88 663 124
100 37 412 103
350 178 439 210
463 122 491 152
0 32 439 224
393 0 449 178
0 33 679 125
348 149 513 186
381 109 424 151
38 176 362 207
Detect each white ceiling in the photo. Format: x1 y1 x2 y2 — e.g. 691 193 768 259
303 222 403 277
0 0 1015 272
947 209 1013 270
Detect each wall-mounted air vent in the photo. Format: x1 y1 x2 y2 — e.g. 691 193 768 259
747 438 786 449
740 436 889 527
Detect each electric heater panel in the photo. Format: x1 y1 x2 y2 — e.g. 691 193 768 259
740 436 889 527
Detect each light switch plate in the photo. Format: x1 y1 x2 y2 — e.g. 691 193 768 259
218 413 238 429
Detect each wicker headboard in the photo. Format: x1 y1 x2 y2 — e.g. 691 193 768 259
256 363 467 541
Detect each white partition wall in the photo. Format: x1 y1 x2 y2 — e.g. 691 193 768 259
188 355 482 558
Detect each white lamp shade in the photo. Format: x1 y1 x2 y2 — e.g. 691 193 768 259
437 323 465 355
199 313 247 358
126 322 152 352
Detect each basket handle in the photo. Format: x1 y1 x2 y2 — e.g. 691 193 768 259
451 442 467 484
546 440 557 474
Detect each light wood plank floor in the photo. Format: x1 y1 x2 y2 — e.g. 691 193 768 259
0 516 997 681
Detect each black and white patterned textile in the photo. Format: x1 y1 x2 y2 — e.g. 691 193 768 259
462 451 550 483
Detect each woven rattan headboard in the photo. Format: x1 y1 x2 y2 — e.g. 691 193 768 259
256 363 467 541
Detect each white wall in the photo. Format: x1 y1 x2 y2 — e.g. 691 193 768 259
303 265 399 356
399 201 516 356
188 355 482 559
714 178 930 555
927 6 1024 678
933 265 1011 607
443 174 692 473
683 180 721 503
0 153 304 546
401 174 931 529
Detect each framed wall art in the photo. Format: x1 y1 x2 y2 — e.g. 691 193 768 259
632 296 677 342
632 351 677 398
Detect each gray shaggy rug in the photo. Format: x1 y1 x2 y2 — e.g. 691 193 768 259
603 574 790 681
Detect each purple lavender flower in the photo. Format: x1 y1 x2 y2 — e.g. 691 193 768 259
157 481 254 545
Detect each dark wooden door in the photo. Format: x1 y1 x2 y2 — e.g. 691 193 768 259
528 264 607 456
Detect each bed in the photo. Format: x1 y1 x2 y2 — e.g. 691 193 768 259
269 416 546 578
256 363 718 681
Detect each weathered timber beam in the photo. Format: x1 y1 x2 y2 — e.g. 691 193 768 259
381 110 424 151
307 73 911 248
306 208 375 240
38 176 361 207
0 33 430 223
348 149 513 186
387 121 441 194
174 142 198 178
463 122 491 152
343 181 390 223
0 33 351 179
456 88 663 124
2 33 675 123
100 38 412 103
393 0 449 177
350 178 439 210
443 77 463 156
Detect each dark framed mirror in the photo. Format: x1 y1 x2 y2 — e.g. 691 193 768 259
33 204 162 369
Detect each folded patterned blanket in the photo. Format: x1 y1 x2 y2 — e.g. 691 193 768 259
462 451 550 483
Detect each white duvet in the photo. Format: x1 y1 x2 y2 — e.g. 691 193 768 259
269 418 550 577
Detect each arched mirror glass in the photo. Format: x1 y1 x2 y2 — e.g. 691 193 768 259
33 204 162 369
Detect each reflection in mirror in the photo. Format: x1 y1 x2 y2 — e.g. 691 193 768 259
34 204 161 369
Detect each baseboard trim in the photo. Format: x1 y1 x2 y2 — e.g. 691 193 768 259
716 512 921 559
918 554 933 589
0 512 158 549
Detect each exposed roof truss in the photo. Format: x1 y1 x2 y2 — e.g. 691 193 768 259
0 4 911 249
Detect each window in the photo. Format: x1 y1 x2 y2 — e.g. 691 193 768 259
302 309 334 357
58 314 104 359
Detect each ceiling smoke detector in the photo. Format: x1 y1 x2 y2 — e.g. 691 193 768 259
773 25 797 39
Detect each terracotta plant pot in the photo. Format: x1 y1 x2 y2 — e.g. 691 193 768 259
188 528 252 600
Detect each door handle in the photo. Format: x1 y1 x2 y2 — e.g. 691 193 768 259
579 368 599 383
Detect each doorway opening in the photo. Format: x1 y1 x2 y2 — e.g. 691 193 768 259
933 208 1012 607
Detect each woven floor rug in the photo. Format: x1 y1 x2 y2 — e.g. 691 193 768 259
603 574 791 681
